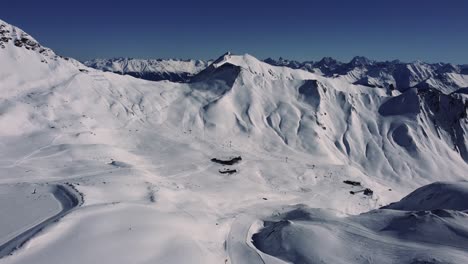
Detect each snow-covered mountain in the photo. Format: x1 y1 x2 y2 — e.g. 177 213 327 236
266 56 468 94
1 18 468 264
83 57 210 82
87 54 468 95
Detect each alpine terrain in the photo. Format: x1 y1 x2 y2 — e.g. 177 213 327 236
84 58 211 82
0 18 468 264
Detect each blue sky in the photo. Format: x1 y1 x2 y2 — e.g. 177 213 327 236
2 0 468 63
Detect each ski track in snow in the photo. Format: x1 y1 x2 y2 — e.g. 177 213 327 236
0 135 62 169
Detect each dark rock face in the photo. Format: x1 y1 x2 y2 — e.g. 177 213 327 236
2 26 38 51
0 22 59 61
264 57 311 70
314 57 343 75
417 89 468 161
0 24 11 48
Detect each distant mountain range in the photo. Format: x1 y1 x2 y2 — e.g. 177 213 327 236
265 56 468 94
83 58 211 82
85 56 468 94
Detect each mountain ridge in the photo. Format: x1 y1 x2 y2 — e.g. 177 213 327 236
84 53 468 94
83 57 211 82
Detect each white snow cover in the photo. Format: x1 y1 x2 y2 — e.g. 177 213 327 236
253 182 468 263
84 58 209 74
0 18 468 264
383 181 468 211
83 57 210 81
253 204 468 264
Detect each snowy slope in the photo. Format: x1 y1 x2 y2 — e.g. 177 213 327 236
253 201 468 264
189 53 468 186
83 57 210 82
0 18 468 264
253 181 468 264
382 181 468 211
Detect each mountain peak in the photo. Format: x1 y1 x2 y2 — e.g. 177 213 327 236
211 51 234 68
211 53 264 69
317 56 339 64
434 63 460 74
0 19 55 58
195 52 315 84
349 56 373 67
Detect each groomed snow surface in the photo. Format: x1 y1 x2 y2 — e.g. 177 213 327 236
1 19 468 263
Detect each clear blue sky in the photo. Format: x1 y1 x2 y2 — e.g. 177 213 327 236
2 0 468 63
